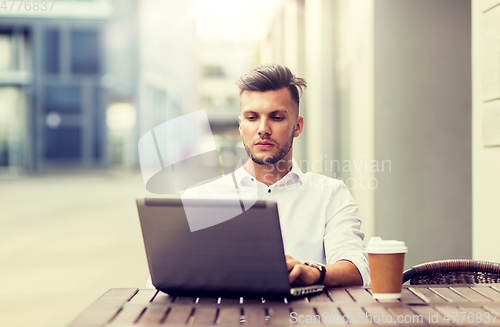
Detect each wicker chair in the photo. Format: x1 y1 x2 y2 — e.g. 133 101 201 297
402 259 500 285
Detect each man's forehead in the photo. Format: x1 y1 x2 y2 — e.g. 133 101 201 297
239 88 297 112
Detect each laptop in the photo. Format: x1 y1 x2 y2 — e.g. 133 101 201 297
136 196 325 298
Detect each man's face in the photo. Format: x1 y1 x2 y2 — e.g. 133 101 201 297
238 87 303 165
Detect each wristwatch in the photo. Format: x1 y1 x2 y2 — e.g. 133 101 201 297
304 261 327 285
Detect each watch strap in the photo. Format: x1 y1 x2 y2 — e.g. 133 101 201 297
304 261 326 285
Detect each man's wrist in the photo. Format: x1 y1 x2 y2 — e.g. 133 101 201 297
304 261 327 285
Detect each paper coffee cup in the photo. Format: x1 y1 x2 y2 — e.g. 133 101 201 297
366 237 407 300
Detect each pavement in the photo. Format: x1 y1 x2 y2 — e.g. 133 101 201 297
0 170 152 327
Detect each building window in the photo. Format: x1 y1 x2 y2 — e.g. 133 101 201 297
71 30 99 74
0 32 12 71
44 127 81 159
43 85 81 112
43 29 59 74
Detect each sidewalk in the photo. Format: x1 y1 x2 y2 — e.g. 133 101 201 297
0 170 150 327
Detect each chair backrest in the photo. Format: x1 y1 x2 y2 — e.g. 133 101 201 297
402 259 500 285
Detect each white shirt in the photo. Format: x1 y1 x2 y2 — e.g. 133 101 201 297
180 158 370 286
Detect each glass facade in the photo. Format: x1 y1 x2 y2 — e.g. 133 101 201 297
71 30 100 74
38 27 103 167
44 127 82 159
0 20 107 171
43 30 59 74
43 85 81 113
0 28 29 171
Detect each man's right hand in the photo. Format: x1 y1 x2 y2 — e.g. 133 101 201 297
286 255 321 285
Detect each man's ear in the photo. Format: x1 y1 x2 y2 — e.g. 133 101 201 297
238 116 242 135
294 115 304 137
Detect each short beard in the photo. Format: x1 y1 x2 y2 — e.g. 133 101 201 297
244 130 294 166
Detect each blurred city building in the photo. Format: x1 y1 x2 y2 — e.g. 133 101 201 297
0 0 138 172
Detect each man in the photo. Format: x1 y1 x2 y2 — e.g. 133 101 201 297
147 63 369 288
233 63 369 287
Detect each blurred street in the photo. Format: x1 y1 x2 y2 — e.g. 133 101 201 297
0 171 150 327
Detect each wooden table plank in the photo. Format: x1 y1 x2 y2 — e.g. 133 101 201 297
162 305 193 325
434 305 461 325
325 288 355 303
290 307 321 325
430 287 471 303
410 305 450 325
363 305 401 325
67 288 138 327
451 287 494 302
483 304 500 312
434 305 486 326
219 297 242 305
481 306 500 326
151 291 172 304
136 304 170 325
241 297 264 305
338 305 373 326
308 290 333 302
108 304 146 324
191 306 218 325
472 286 500 302
287 296 311 305
346 288 376 303
313 306 348 325
241 305 268 326
267 305 292 325
216 306 242 325
127 289 158 304
387 306 426 325
400 288 426 303
408 287 449 303
457 306 500 326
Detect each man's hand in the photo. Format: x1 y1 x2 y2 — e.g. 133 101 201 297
286 255 321 285
286 255 364 287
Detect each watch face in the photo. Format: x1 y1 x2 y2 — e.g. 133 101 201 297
315 264 326 271
305 261 326 270
305 261 327 285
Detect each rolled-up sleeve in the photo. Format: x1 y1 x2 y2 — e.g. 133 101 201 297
324 183 371 286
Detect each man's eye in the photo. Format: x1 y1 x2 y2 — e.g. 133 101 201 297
273 117 284 121
247 116 256 121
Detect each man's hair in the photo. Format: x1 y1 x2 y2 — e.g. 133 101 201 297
235 64 307 110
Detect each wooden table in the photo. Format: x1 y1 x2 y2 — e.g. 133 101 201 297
67 284 500 326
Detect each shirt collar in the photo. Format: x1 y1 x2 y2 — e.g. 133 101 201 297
233 157 304 187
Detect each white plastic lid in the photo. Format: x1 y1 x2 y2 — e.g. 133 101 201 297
366 237 407 254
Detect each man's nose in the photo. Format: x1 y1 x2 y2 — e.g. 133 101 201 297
257 118 271 136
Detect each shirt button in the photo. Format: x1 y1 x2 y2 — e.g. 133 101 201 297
268 189 271 193
251 178 254 182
